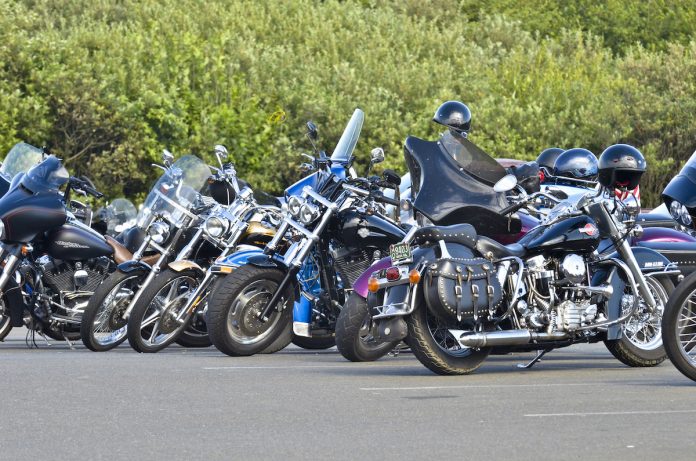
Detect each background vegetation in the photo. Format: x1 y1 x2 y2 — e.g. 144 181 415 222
2 0 696 206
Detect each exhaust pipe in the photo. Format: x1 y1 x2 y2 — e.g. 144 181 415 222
458 330 569 348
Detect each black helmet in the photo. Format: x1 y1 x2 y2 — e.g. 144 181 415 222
598 144 646 190
552 148 598 180
537 147 565 171
433 101 471 134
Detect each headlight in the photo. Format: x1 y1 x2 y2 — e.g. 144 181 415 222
299 203 320 224
147 221 170 244
670 200 693 226
205 216 230 238
287 196 303 218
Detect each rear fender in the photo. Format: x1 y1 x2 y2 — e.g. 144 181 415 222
4 278 27 327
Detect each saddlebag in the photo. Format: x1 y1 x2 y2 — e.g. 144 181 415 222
424 258 502 322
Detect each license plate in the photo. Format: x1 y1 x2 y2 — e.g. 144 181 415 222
389 242 412 263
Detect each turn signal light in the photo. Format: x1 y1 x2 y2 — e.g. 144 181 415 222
409 269 421 284
367 277 380 293
385 266 400 281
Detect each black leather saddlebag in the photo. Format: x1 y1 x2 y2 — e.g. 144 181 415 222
424 258 502 322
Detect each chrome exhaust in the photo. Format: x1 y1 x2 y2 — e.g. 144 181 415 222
458 330 569 348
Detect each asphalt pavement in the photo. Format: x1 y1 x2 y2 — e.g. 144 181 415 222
1 328 694 461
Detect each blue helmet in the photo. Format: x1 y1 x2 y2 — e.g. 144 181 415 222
553 148 598 180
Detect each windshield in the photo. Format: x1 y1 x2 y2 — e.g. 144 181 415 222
439 132 506 186
0 143 43 181
137 155 211 228
331 108 364 163
106 198 137 235
21 155 69 193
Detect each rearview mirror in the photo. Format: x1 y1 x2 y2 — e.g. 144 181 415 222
383 169 401 186
162 149 174 167
493 174 518 193
306 121 318 141
214 144 228 160
370 147 385 165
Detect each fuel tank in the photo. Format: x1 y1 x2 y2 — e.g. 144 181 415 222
0 186 66 243
334 209 405 251
45 221 113 260
519 215 600 256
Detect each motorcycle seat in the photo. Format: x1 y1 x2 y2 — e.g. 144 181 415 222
475 235 525 259
412 223 477 248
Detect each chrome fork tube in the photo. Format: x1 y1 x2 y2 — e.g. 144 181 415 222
615 232 656 310
0 246 22 293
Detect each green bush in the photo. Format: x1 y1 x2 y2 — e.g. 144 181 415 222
1 0 695 206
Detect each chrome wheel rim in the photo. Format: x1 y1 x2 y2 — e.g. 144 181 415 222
674 288 696 364
425 309 473 357
622 278 666 351
225 279 285 345
138 276 198 346
91 275 140 346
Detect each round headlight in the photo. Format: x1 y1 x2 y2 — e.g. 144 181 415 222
147 221 170 244
299 203 320 225
205 216 230 238
287 196 303 218
670 200 693 227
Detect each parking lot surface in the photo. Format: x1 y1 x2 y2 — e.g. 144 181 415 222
1 328 695 460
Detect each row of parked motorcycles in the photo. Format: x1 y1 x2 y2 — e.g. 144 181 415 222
3 101 696 381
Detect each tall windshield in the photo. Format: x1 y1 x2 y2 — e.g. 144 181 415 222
137 155 211 228
21 156 69 193
0 143 43 181
106 198 137 235
439 132 506 186
331 108 364 163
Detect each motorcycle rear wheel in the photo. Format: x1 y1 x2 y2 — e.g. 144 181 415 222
662 271 696 382
81 269 146 351
127 268 201 353
207 265 293 356
604 277 673 367
335 293 399 361
407 303 490 375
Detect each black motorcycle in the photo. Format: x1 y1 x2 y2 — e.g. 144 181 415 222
0 153 138 342
205 109 405 356
360 145 677 375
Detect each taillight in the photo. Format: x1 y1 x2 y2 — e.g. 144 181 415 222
385 266 400 281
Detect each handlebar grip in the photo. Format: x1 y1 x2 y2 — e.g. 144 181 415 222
500 201 526 216
372 191 400 206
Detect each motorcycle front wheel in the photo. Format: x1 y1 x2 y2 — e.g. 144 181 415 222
407 301 490 375
81 269 146 351
604 277 673 367
0 297 12 341
127 268 201 353
207 265 293 356
662 271 696 381
335 293 400 361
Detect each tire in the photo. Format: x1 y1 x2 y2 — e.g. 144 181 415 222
0 296 13 341
335 294 399 361
261 327 293 354
207 265 293 357
81 269 147 352
174 307 212 348
406 300 490 375
604 277 673 367
662 271 696 382
292 334 335 350
127 268 202 353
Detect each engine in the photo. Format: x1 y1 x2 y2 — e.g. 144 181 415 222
515 254 601 333
331 246 380 288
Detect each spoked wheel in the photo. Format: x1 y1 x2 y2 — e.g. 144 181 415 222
407 301 490 375
207 265 293 356
605 277 672 367
127 268 201 353
81 269 146 351
663 272 696 381
335 293 399 361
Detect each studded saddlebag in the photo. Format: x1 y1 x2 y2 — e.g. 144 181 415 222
424 258 502 322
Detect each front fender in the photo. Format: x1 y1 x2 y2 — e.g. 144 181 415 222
603 246 673 273
117 260 152 273
210 248 288 274
168 260 204 275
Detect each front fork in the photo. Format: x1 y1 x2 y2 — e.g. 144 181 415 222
614 233 657 311
0 244 22 293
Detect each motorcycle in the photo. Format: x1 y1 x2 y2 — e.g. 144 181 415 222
125 151 282 353
0 152 141 343
80 148 228 351
205 109 405 356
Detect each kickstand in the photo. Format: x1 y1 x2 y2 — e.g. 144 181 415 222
63 334 75 351
517 349 551 369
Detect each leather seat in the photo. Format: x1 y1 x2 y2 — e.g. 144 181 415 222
105 235 133 264
412 223 477 248
475 235 525 259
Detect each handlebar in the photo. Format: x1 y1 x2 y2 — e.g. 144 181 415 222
500 201 527 216
69 177 104 198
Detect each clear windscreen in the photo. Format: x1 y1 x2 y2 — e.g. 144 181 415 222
330 109 364 163
106 198 138 235
137 155 211 228
0 143 44 181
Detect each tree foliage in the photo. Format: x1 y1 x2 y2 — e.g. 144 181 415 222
1 0 695 206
